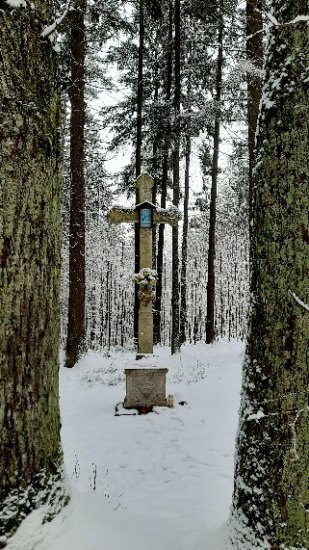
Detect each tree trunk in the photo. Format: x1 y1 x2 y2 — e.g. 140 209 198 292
154 1 173 345
205 8 224 344
180 135 191 344
134 0 144 345
154 159 167 346
171 0 181 355
230 1 309 547
66 0 86 368
152 77 159 271
247 0 263 177
0 3 67 538
247 0 263 272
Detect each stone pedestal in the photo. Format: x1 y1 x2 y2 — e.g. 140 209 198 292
124 368 168 409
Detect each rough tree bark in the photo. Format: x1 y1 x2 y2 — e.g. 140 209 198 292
171 0 181 355
230 1 309 547
205 7 224 344
154 0 173 345
247 0 263 178
180 134 191 344
151 77 159 271
66 0 86 368
247 0 263 260
0 1 67 539
134 0 144 346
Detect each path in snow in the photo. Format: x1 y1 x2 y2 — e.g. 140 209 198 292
7 340 244 550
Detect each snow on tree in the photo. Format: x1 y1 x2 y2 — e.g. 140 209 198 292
230 1 309 547
0 0 68 540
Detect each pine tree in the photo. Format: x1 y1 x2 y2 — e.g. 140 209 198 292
154 0 173 345
205 1 224 344
65 0 87 368
230 1 309 547
0 1 67 537
61 0 125 357
134 0 145 346
171 0 181 354
247 0 263 226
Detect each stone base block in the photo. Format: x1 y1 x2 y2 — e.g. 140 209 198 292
124 368 168 409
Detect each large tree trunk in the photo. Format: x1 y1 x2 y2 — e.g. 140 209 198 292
154 172 166 345
247 0 263 266
0 2 67 539
205 8 224 344
180 135 191 344
247 0 263 202
151 76 159 272
66 0 86 368
154 0 173 345
134 0 144 345
171 0 181 355
230 1 309 547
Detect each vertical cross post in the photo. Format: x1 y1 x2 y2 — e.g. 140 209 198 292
136 174 154 358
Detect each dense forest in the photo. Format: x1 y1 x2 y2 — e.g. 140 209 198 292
0 0 308 548
59 0 252 363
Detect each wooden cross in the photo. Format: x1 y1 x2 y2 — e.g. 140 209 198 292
107 172 180 359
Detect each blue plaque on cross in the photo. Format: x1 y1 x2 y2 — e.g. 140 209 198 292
140 208 152 228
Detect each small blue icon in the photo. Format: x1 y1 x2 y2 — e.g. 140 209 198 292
140 208 152 228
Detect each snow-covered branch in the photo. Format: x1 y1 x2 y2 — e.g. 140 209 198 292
264 11 280 27
41 0 72 38
5 0 27 7
289 15 309 25
289 291 309 313
247 9 309 39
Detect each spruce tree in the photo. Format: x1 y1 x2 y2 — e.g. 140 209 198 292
230 1 309 547
205 0 224 344
66 0 87 368
0 1 67 538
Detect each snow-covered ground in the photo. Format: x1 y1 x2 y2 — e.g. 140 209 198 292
8 340 244 550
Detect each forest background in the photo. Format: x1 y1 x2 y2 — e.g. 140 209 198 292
3 0 309 547
61 0 254 369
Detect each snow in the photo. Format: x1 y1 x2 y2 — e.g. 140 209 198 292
265 12 280 27
7 340 244 550
289 291 309 312
247 410 265 422
5 0 26 7
289 15 309 24
41 2 71 38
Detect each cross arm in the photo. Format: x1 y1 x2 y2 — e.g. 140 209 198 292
154 206 182 227
107 206 138 225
